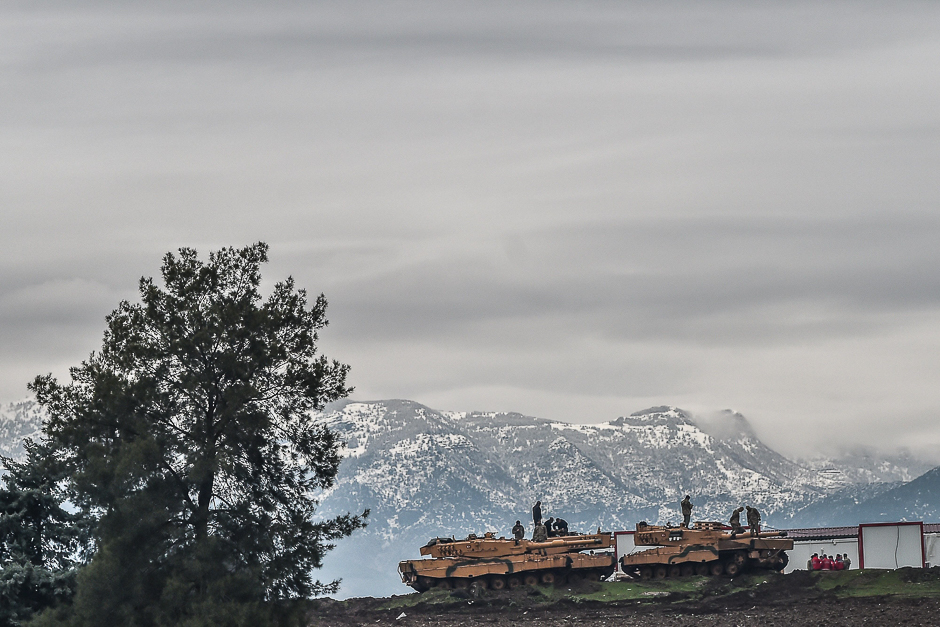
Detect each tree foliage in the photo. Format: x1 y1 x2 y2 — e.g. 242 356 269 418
28 243 367 625
0 441 88 627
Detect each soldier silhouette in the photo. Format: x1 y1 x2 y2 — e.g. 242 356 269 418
532 521 548 542
511 520 525 540
729 506 744 538
532 500 542 527
680 495 693 528
746 506 761 536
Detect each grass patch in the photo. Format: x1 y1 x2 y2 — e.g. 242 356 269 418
572 578 710 602
822 568 940 599
366 568 940 611
373 589 454 610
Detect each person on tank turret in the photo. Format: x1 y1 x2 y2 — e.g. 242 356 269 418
554 517 569 536
532 521 548 542
729 506 745 538
544 517 555 537
745 506 761 536
680 495 693 527
532 500 542 527
512 520 525 540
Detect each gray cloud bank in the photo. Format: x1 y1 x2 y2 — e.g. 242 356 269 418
1 0 939 459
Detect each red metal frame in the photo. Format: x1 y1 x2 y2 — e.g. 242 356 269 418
613 530 635 573
857 521 925 569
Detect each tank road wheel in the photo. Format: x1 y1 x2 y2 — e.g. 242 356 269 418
469 579 487 595
435 579 452 590
680 564 695 578
709 562 724 577
733 552 746 567
452 578 469 590
653 565 668 580
489 576 507 591
507 576 521 589
695 563 709 577
541 571 556 585
523 573 539 587
777 552 789 572
667 565 681 578
724 561 741 577
639 566 653 580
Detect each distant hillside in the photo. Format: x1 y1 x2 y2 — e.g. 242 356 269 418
846 466 940 523
1 397 935 599
311 400 933 598
0 400 43 460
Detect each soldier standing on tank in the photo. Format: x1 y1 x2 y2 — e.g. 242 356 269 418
532 521 548 542
512 520 525 540
680 495 693 528
729 506 745 538
533 500 542 527
544 517 555 537
746 505 761 536
554 517 569 536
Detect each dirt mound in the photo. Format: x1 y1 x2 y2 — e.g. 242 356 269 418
308 571 940 626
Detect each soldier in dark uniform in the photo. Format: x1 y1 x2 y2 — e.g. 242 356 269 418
554 517 569 536
532 521 548 542
544 517 555 537
680 495 693 528
512 520 525 540
746 505 761 536
729 506 744 538
533 500 542 527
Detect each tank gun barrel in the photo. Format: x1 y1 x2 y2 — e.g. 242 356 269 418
721 530 788 540
418 533 612 558
526 535 611 550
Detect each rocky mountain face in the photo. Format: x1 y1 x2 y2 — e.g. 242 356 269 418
0 400 43 460
788 466 940 527
311 400 934 598
0 398 935 598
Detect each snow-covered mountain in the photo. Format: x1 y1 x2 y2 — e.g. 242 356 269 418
0 397 934 598
0 400 43 460
311 400 933 597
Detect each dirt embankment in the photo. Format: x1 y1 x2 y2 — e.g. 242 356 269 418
309 569 940 627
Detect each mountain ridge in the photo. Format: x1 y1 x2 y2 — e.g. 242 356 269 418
310 399 935 597
1 397 935 598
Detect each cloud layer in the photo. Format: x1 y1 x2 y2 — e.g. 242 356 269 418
2 0 939 458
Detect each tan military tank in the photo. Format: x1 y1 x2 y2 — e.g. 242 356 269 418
618 521 792 578
399 531 616 591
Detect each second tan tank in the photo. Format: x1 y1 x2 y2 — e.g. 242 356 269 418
619 520 792 578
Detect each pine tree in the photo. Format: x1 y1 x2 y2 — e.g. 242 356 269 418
29 243 367 625
0 440 88 626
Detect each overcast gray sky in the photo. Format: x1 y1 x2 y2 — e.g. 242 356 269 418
2 0 939 459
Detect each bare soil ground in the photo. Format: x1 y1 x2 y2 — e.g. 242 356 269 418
308 569 940 626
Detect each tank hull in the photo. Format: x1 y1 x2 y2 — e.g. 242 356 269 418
399 533 616 591
619 522 792 578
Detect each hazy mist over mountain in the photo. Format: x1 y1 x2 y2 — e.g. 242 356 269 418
2 1 940 462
